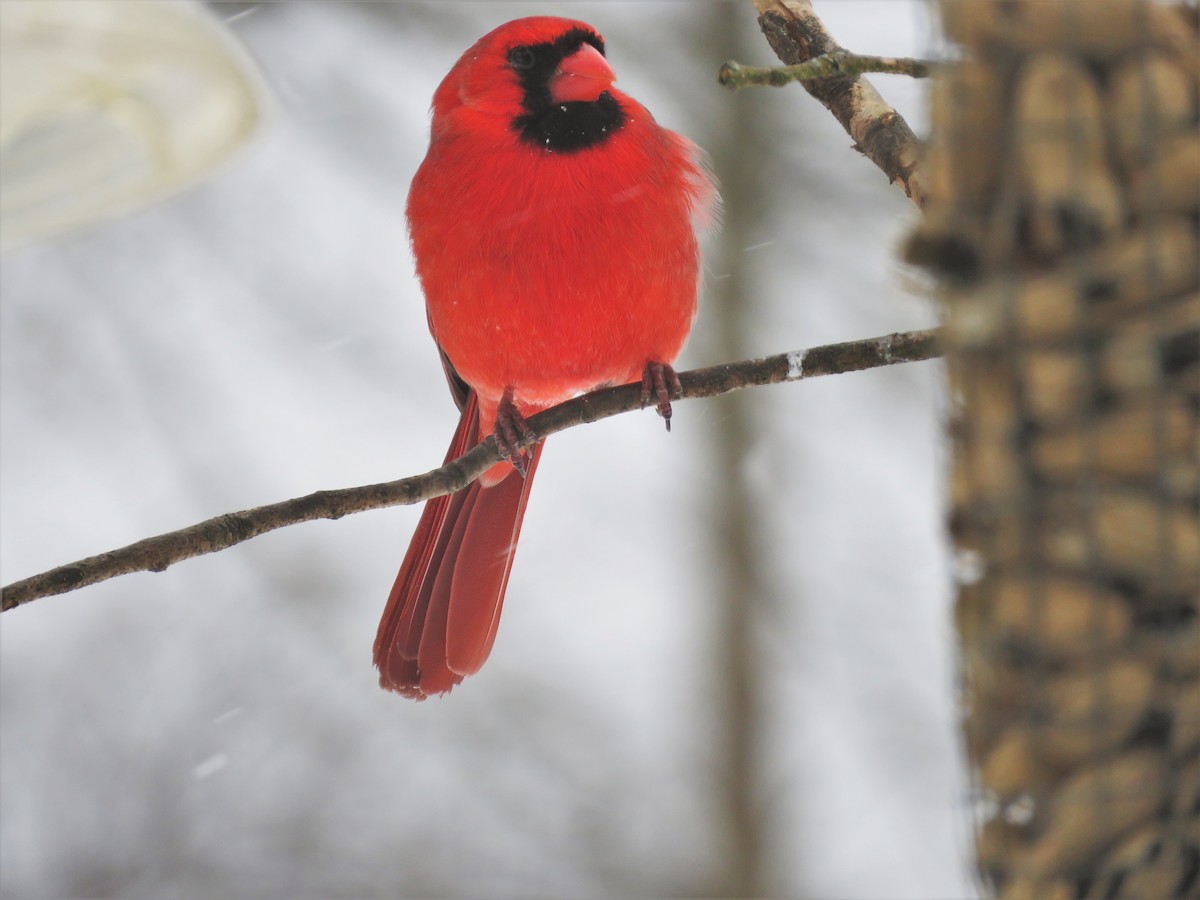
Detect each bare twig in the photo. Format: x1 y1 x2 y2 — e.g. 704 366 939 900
751 0 927 208
2 328 942 611
720 52 936 89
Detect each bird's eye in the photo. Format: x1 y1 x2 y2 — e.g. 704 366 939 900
507 47 535 69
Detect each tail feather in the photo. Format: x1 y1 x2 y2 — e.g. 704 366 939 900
373 391 541 699
392 488 460 658
446 446 541 674
415 485 475 696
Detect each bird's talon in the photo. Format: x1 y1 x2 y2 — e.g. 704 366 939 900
642 361 682 432
495 394 535 477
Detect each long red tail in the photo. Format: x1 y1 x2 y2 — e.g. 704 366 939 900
373 392 541 698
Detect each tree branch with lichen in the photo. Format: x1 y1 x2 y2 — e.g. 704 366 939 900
1 328 942 611
748 0 928 208
719 51 935 90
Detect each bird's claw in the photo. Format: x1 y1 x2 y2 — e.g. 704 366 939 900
494 394 536 477
640 361 683 432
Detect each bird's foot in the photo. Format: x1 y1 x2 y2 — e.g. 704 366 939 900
494 392 537 477
640 361 683 433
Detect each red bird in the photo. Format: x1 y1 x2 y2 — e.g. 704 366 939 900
373 17 717 698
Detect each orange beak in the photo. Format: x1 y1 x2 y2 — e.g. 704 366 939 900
548 43 616 104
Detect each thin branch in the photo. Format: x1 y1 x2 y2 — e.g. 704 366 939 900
719 52 936 90
2 328 942 611
750 0 927 208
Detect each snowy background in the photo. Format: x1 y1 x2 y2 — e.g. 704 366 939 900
1 2 975 897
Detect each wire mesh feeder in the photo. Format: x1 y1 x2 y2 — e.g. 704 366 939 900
906 0 1200 897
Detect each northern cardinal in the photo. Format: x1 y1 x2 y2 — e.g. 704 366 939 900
373 17 717 698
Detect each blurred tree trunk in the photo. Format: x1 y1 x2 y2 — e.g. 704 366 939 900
702 5 772 897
